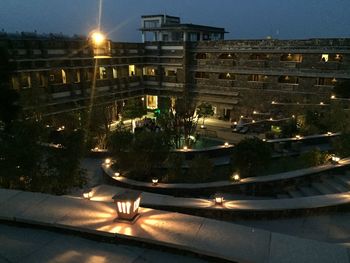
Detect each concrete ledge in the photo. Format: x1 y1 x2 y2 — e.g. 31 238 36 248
1 188 349 263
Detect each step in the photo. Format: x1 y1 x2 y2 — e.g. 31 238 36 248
323 178 348 193
311 182 335 195
288 190 304 198
334 174 350 188
298 186 321 196
276 194 290 199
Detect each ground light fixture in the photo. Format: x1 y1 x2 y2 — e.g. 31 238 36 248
104 158 111 167
224 142 229 147
232 173 240 182
214 193 224 205
331 155 340 164
295 135 301 140
327 132 333 136
113 172 120 179
183 146 188 151
112 191 141 223
83 189 93 200
152 178 159 186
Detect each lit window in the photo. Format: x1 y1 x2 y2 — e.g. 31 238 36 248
129 65 135 76
113 68 118 78
99 67 107 79
61 69 67 84
321 54 329 62
146 95 158 110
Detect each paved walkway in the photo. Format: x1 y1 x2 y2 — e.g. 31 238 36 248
103 157 350 189
89 184 350 211
1 188 349 263
0 224 205 263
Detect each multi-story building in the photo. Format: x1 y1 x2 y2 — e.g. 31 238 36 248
1 15 349 123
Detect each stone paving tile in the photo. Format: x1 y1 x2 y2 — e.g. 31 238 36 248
0 191 49 220
0 188 21 206
269 232 349 263
0 224 59 263
18 195 83 225
327 213 350 242
195 218 271 263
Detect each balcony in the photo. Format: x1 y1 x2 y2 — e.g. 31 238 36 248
247 81 267 89
143 75 160 82
278 83 299 91
163 76 178 83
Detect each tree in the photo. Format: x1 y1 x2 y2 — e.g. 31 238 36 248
174 99 199 147
122 98 147 132
232 137 271 178
301 148 329 167
108 128 133 154
0 46 20 129
333 133 350 158
0 119 87 194
196 102 214 127
321 104 350 133
188 155 213 182
334 80 350 99
280 118 298 138
129 130 172 179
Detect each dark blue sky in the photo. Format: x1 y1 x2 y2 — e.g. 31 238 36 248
0 0 349 42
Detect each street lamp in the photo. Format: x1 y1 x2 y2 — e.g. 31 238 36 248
112 191 142 223
91 31 106 46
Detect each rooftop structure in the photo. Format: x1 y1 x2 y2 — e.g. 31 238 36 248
140 14 227 42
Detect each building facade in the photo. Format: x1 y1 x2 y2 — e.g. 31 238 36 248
1 17 350 122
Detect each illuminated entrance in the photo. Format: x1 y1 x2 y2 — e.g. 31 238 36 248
146 95 158 110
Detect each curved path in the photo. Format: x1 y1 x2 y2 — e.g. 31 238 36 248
89 184 350 212
102 157 350 190
0 188 349 263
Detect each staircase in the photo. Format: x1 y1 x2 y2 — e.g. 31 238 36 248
278 171 350 199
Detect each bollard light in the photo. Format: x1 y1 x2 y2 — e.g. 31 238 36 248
232 173 240 182
214 193 224 205
112 191 142 223
152 178 159 186
331 156 340 164
83 189 93 200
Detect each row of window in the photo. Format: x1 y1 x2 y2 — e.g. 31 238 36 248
11 65 179 89
195 53 344 62
194 72 337 85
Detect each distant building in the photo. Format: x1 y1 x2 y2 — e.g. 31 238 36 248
0 15 349 122
140 14 226 42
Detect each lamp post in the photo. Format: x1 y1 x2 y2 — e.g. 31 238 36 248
112 191 142 223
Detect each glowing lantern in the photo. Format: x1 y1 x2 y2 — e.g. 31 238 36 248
152 178 159 185
112 191 141 222
331 156 340 164
214 193 224 205
83 189 93 200
232 173 240 182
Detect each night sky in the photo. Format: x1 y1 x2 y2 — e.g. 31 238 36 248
0 0 349 42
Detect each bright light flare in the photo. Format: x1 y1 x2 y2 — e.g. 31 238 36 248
91 31 105 46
